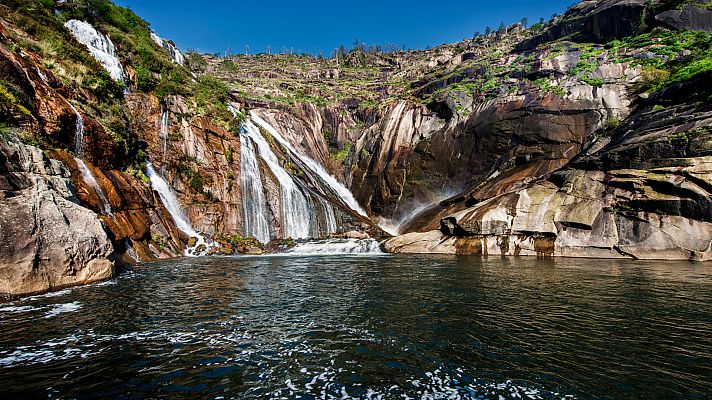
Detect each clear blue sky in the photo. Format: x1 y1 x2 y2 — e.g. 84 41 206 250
113 0 575 55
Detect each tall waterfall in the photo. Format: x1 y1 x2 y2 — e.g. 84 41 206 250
146 163 216 256
242 121 316 239
67 103 84 156
238 123 272 245
75 157 112 216
251 113 368 217
64 20 125 82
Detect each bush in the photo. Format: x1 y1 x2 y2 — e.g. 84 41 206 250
639 66 671 91
134 66 158 92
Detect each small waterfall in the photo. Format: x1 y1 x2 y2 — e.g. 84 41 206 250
36 67 49 85
160 105 169 157
64 20 125 82
238 123 272 244
75 157 112 216
67 103 84 156
285 239 384 255
242 121 315 239
146 163 216 256
251 113 368 217
319 197 338 235
124 239 140 262
150 32 185 65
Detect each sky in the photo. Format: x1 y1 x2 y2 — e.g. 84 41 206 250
113 0 575 55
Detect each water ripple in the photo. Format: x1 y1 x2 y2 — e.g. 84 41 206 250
0 256 710 399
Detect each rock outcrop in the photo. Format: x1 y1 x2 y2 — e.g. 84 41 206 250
387 72 712 261
0 138 114 297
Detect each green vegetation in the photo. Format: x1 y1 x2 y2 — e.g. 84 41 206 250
151 233 169 250
330 142 352 162
216 234 263 247
533 78 566 95
608 29 712 92
569 45 605 86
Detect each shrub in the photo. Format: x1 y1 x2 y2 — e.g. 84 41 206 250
639 66 671 91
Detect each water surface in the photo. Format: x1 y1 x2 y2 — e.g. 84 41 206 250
1 255 710 399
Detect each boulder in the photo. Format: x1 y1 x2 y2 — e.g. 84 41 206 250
656 5 712 33
0 138 114 297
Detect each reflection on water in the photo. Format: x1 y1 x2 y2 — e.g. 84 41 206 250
0 255 710 399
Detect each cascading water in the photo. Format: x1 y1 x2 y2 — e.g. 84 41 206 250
67 103 84 156
319 197 338 234
150 32 185 65
124 239 140 262
145 163 216 256
238 123 272 245
285 239 384 256
242 121 316 239
63 20 125 82
75 157 112 216
251 113 368 218
160 105 169 157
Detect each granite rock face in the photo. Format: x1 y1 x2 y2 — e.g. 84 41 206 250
656 5 712 33
388 73 712 261
0 138 114 297
517 0 653 51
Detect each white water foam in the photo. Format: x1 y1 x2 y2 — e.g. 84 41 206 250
64 20 125 82
285 239 384 256
44 301 82 318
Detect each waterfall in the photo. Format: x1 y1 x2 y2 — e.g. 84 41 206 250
75 157 112 216
64 20 125 82
238 123 272 245
251 113 368 217
124 239 140 262
67 103 84 156
160 106 169 157
242 121 315 239
145 163 216 256
319 197 337 234
36 67 49 85
285 239 384 255
150 32 185 65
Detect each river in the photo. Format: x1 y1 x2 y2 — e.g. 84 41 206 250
0 254 710 399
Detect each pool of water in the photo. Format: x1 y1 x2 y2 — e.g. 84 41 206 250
0 254 710 399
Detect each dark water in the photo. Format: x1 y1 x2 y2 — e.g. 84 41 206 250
0 254 711 399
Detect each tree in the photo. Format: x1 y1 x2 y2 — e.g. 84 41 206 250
473 31 482 38
498 21 506 32
520 17 528 27
485 26 492 35
539 17 545 25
